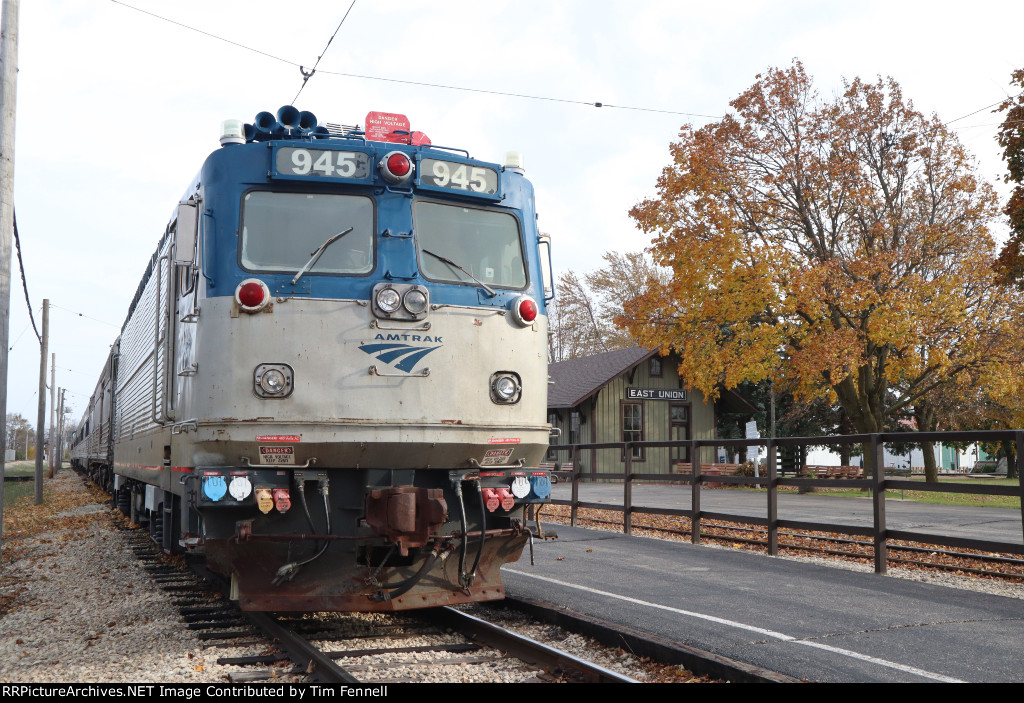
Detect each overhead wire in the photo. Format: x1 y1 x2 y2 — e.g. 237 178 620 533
110 0 720 119
49 304 119 328
8 321 31 352
110 1 1024 126
291 0 357 104
947 89 1024 124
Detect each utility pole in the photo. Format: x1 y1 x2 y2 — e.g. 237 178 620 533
0 0 21 539
48 352 54 478
34 299 48 505
56 388 64 470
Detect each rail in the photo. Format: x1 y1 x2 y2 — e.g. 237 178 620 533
547 430 1024 574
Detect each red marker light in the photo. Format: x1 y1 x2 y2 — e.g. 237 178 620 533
387 153 411 177
238 281 265 308
518 298 538 323
379 151 414 184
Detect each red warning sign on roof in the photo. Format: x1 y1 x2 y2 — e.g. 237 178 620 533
366 111 410 143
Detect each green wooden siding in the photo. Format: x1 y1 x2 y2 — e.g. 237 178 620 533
547 354 718 475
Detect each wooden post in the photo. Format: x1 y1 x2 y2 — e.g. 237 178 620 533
623 444 632 535
569 443 579 527
1016 431 1023 546
690 439 700 544
767 439 778 555
34 299 48 505
870 434 887 574
47 352 55 478
0 0 21 548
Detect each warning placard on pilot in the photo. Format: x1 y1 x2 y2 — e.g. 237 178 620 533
259 446 295 465
481 448 513 466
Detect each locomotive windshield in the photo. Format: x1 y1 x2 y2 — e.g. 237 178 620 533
414 201 526 289
240 192 374 275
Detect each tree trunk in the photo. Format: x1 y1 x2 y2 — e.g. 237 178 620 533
921 441 938 483
915 404 939 483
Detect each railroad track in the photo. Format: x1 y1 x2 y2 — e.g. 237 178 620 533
546 508 1024 581
118 519 638 683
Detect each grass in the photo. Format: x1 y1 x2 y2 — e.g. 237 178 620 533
2 480 36 508
2 462 50 508
728 475 1022 509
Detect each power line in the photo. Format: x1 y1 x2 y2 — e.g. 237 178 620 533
8 321 31 352
49 304 119 328
108 1 1019 125
318 69 721 117
110 0 720 119
292 0 357 104
109 0 295 67
948 89 1024 124
13 210 41 344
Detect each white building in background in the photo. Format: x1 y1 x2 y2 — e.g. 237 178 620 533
804 443 991 473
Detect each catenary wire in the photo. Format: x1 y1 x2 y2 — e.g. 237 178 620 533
292 0 357 104
49 304 120 328
110 1 1023 125
8 321 31 352
110 0 721 119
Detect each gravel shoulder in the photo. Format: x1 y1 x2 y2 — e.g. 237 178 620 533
0 470 275 683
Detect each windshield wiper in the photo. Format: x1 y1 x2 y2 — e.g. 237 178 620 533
291 227 354 285
422 249 496 297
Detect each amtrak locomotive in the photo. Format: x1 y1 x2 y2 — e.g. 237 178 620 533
71 106 553 611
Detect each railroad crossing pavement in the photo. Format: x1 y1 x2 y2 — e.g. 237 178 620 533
501 523 1024 683
547 481 1024 545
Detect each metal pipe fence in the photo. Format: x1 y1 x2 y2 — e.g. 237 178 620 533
546 430 1024 573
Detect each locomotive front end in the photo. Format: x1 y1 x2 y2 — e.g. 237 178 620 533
159 109 553 611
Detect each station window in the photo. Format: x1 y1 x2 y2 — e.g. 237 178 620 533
621 402 644 461
649 356 662 377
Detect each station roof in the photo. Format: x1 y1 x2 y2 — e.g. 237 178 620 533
547 346 756 414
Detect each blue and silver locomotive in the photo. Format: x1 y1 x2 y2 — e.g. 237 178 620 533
71 106 553 611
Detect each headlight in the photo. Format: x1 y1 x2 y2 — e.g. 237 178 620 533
371 283 429 321
490 372 522 404
376 287 401 314
260 369 286 394
403 289 428 314
254 364 294 398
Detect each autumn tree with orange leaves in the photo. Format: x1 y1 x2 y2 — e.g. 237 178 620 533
623 61 1024 479
995 68 1024 287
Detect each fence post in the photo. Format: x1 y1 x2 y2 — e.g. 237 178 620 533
767 439 778 555
623 443 633 535
569 444 579 528
690 439 701 544
1016 431 1024 545
870 434 887 574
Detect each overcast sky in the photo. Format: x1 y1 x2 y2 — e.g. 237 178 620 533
3 0 1022 423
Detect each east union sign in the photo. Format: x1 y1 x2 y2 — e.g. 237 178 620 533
626 388 688 401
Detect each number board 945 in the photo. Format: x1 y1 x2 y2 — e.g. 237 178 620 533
419 157 501 200
274 146 373 181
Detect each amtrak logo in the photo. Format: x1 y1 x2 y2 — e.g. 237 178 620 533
359 338 442 373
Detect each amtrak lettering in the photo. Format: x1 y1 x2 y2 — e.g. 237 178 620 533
372 333 443 343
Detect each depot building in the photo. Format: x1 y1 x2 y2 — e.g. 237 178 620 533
546 347 754 475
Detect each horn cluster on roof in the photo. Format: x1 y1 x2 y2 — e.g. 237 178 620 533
244 105 329 142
